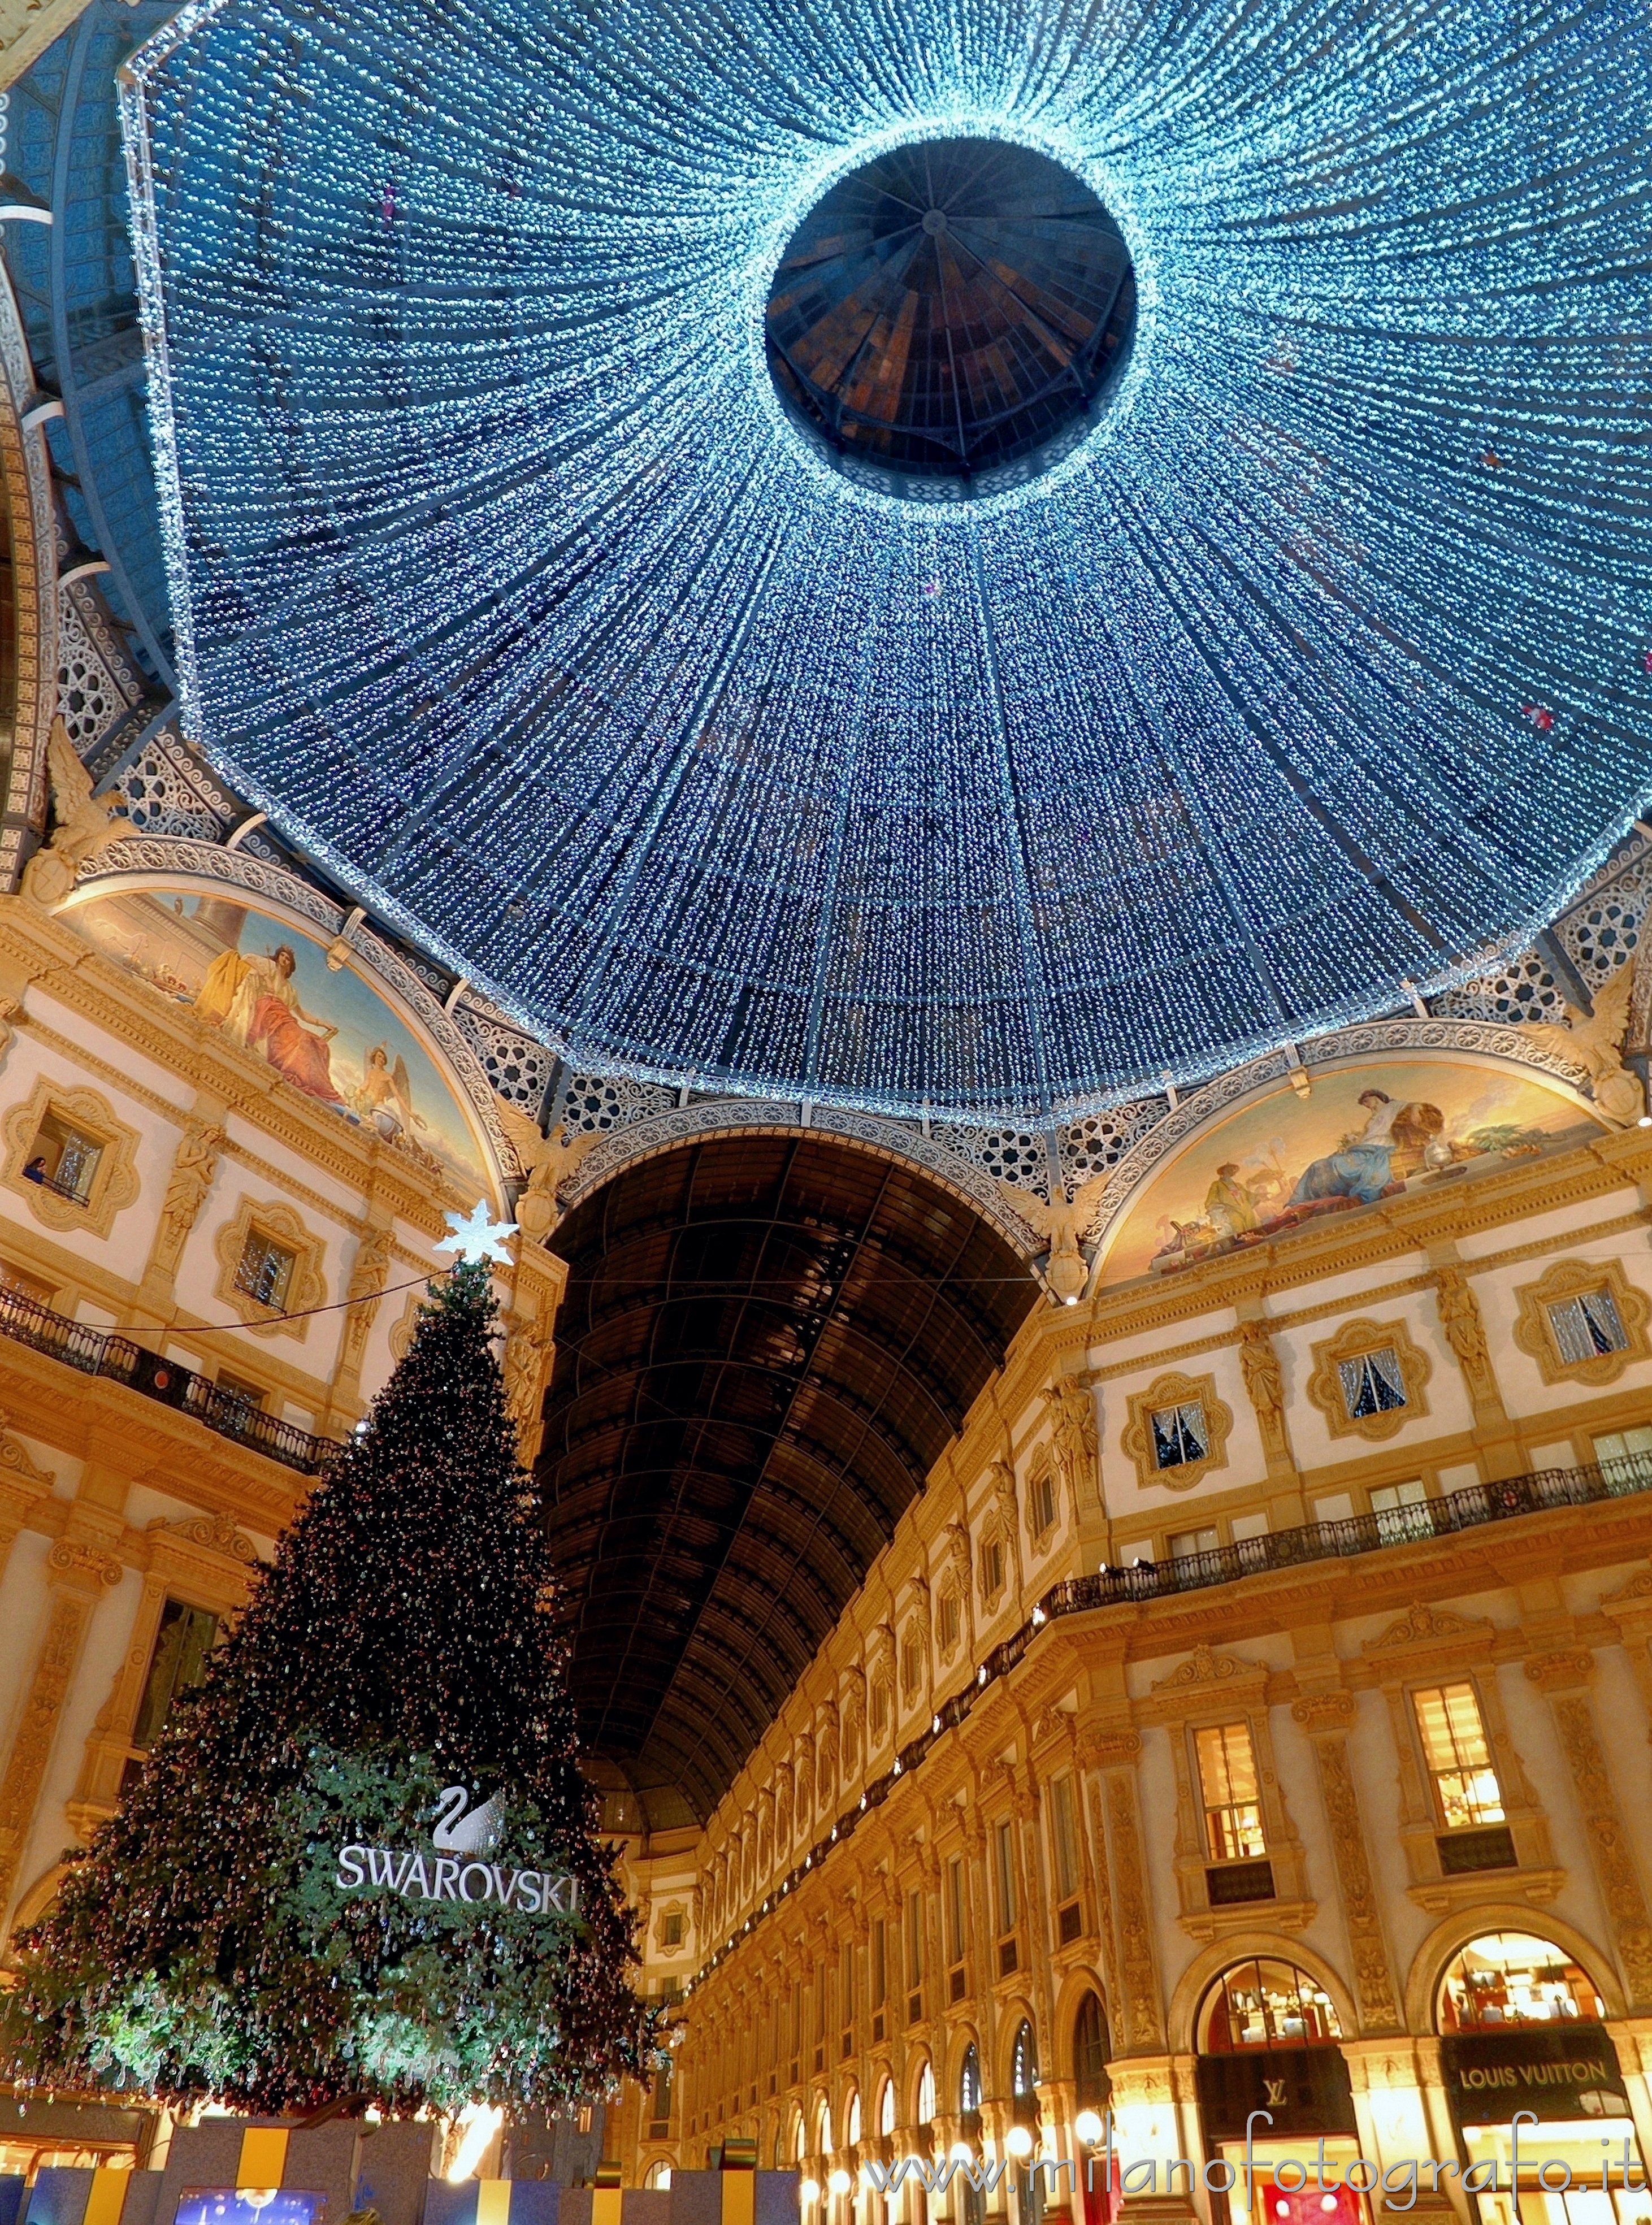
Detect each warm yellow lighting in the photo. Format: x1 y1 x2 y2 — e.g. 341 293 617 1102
446 2103 504 2183
800 2180 822 2206
1074 2111 1104 2146
949 2144 973 2164
1005 2126 1034 2159
829 2171 852 2196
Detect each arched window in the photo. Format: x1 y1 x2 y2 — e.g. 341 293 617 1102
818 2100 834 2155
644 2163 673 2192
878 2077 896 2137
847 2088 861 2144
916 2058 936 2125
960 2042 982 2116
1073 1993 1109 2106
1200 1960 1341 2050
1436 1932 1607 2032
795 2113 808 2163
1012 2019 1038 2094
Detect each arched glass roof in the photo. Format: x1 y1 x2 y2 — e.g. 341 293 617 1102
117 0 1652 1123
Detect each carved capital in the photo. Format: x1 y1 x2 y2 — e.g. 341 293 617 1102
46 1538 124 1592
1292 1691 1357 1732
1524 1647 1596 1692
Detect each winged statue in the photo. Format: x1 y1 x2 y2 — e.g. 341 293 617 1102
1516 961 1645 1126
22 717 130 905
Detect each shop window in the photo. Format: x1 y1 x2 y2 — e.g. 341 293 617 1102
1338 1344 1406 1419
1369 1477 1432 1542
1547 1286 1629 1364
1437 1932 1606 2032
1151 1400 1207 1471
27 1109 104 1204
994 1818 1018 1972
1050 1773 1082 1941
1169 1525 1219 1561
878 2077 895 2137
1413 1682 1515 1871
915 2059 935 2126
960 2041 982 2119
1012 2018 1039 2114
1200 1959 1342 2050
235 1227 296 1311
1029 1467 1056 1538
643 2163 671 2192
131 1597 220 1755
1073 1992 1109 2106
1434 1934 1640 2225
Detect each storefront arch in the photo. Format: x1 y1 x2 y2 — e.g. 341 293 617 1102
1072 1991 1110 2106
1402 1904 1625 2033
1168 1934 1359 2055
1423 1922 1645 2225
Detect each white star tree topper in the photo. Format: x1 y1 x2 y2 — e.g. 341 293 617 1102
437 1200 518 1266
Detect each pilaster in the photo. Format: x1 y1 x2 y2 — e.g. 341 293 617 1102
0 1526 124 1929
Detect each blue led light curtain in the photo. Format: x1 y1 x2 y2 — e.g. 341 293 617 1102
123 0 1652 1122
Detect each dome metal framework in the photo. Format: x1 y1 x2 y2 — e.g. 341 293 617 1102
119 0 1652 1125
765 137 1135 491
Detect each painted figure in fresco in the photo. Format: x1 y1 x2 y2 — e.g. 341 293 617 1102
1289 1087 1404 1207
198 944 341 1100
1203 1161 1259 1240
351 1044 423 1139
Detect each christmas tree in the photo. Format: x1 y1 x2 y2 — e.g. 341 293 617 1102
0 1261 651 2115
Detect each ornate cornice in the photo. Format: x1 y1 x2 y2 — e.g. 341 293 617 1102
557 1098 1046 1257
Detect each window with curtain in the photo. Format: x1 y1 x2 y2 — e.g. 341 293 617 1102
1548 1286 1629 1363
1194 1721 1267 1859
1413 1682 1504 1828
1151 1400 1207 1469
1337 1344 1406 1419
132 1598 220 1753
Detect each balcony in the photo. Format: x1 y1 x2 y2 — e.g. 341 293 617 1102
699 1447 1652 1984
0 1282 339 1474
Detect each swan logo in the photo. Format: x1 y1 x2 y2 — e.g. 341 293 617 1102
333 1785 579 1918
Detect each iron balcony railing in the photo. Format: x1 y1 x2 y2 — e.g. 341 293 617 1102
698 1446 1652 1984
0 1282 339 1475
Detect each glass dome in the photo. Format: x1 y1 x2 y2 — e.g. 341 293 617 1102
119 0 1652 1122
766 138 1135 496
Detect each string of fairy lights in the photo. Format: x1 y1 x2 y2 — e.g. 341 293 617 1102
120 0 1652 1125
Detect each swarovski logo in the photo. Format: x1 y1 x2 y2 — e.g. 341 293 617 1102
332 1784 579 1918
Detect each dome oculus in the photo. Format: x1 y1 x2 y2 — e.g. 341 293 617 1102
765 138 1136 498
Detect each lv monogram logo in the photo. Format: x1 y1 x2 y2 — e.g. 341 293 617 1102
1264 2079 1287 2107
